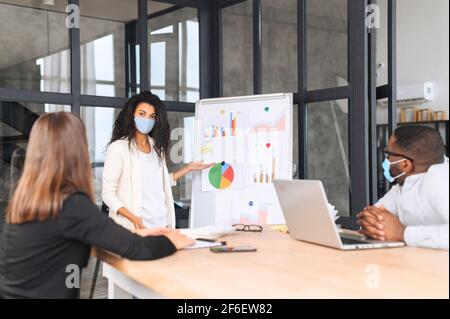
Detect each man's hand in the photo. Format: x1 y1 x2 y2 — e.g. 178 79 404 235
377 206 406 242
358 206 406 242
357 206 386 240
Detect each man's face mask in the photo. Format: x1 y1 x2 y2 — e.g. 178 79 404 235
382 148 413 183
382 158 407 183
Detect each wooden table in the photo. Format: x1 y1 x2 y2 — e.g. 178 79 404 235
93 229 449 299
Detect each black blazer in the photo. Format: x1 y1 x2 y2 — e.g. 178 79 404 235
0 192 176 299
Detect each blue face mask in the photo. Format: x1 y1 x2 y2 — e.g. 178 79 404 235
134 117 155 135
382 158 406 183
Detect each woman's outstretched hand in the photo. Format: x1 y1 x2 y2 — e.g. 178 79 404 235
185 161 215 172
172 161 215 182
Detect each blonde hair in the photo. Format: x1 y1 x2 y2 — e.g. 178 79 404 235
7 112 94 224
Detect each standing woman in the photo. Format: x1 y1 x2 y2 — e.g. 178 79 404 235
102 91 212 230
0 112 193 299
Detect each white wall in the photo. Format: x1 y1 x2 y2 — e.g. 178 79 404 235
378 0 449 115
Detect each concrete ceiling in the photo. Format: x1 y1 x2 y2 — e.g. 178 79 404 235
0 0 348 73
0 0 174 71
0 0 173 22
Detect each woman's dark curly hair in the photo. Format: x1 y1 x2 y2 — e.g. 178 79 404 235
109 91 170 159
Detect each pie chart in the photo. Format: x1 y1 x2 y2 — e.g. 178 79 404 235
208 162 234 189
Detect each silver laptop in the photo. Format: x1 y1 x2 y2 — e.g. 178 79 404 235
273 180 405 250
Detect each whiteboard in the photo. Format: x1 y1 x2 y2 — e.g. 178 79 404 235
190 93 293 227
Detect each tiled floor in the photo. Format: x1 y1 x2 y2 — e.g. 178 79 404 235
80 257 108 299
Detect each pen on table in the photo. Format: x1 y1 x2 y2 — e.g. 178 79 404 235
196 238 227 245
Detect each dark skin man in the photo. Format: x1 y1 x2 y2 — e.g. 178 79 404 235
357 134 434 242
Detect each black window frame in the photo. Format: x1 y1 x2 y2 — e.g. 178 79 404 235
0 0 398 230
217 0 377 229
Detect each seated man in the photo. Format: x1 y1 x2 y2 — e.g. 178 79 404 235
358 125 448 250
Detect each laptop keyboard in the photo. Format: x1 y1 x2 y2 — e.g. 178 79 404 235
340 236 369 245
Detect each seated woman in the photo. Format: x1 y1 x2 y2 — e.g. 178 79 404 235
0 112 194 299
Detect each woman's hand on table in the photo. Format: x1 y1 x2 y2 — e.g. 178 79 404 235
163 230 195 249
134 227 173 237
134 228 195 249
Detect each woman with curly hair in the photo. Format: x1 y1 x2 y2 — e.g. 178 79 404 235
102 91 212 230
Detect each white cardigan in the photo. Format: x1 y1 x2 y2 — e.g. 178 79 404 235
101 138 176 230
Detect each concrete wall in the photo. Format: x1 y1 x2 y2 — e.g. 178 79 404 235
222 0 350 216
220 0 450 216
377 0 449 123
3 1 446 216
222 1 254 97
